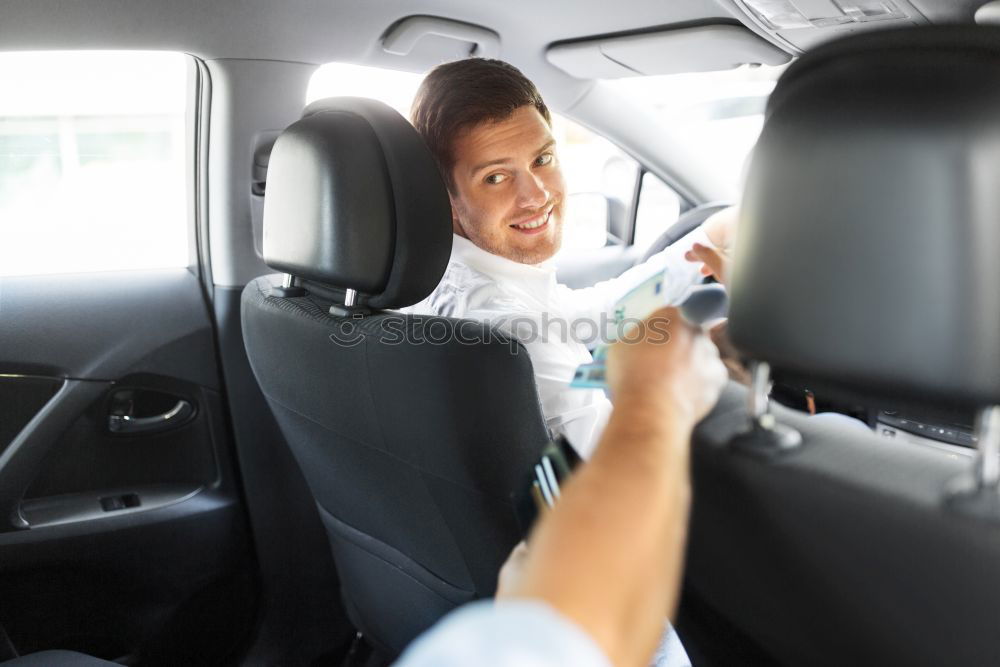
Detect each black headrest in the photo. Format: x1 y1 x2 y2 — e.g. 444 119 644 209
729 25 1000 409
262 97 453 309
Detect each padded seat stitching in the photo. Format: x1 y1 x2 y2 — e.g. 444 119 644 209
317 504 475 606
259 386 516 505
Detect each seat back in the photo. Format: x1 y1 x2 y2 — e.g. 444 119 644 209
242 281 549 653
241 98 550 655
683 26 1000 666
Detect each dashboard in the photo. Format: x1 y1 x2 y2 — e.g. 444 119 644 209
876 410 977 453
772 380 978 454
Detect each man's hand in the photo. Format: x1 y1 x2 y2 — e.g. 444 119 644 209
701 205 738 250
686 242 731 285
688 206 738 285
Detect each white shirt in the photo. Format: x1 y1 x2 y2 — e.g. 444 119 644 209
404 229 711 457
396 600 610 667
396 600 691 667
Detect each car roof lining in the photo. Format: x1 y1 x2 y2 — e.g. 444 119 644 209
0 0 982 124
3 0 985 222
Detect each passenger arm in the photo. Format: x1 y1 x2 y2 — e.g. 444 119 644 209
500 308 727 667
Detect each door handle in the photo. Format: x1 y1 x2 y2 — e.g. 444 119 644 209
108 399 194 435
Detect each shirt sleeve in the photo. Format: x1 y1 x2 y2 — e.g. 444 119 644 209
395 600 611 667
519 332 611 460
559 226 713 325
468 299 612 459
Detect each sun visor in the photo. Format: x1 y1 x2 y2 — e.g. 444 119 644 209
546 24 790 79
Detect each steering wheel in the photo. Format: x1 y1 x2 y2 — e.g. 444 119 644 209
639 201 733 263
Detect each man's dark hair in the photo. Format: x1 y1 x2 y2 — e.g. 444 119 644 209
411 58 551 190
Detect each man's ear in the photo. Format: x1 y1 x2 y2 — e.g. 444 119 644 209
448 194 467 238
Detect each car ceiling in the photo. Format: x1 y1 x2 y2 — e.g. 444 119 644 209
1 0 986 210
0 0 982 96
0 0 742 112
0 0 742 64
1 0 986 58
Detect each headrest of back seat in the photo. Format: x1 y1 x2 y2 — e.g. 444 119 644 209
729 25 1000 408
263 97 453 309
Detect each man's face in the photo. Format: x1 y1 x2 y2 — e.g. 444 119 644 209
448 106 566 264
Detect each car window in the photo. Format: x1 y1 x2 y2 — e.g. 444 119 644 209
633 172 682 249
551 117 638 251
608 64 786 196
307 62 639 252
0 52 191 276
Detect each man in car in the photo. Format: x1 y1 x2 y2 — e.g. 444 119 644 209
406 58 734 459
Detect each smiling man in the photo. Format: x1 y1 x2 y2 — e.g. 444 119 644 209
407 58 732 458
441 103 563 264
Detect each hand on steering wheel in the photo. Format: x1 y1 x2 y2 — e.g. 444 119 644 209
638 201 732 263
686 243 731 285
640 202 736 285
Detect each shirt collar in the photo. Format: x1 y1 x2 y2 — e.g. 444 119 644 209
449 234 557 289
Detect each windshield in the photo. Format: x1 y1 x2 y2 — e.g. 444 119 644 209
607 64 786 195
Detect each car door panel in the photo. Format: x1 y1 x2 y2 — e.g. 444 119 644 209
0 268 256 663
0 270 219 385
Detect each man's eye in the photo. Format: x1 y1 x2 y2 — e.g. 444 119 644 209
535 153 554 167
485 173 507 185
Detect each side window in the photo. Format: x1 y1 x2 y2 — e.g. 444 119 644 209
306 63 421 117
551 116 639 251
0 52 191 276
633 172 683 250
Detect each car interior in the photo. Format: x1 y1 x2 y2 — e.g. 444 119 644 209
2 0 999 666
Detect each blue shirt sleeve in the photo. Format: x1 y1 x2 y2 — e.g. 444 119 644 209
394 600 611 667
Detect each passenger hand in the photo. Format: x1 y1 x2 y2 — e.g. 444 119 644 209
496 541 530 597
606 307 727 431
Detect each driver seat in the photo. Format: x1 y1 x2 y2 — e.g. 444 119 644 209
240 98 551 658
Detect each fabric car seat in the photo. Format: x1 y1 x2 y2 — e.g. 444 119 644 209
240 97 551 657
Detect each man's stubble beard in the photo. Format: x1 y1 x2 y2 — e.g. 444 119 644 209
507 214 563 264
457 203 565 265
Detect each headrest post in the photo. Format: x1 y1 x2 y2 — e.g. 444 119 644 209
748 361 773 420
730 361 803 459
271 273 306 298
974 406 1000 488
329 287 371 318
946 406 1000 521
